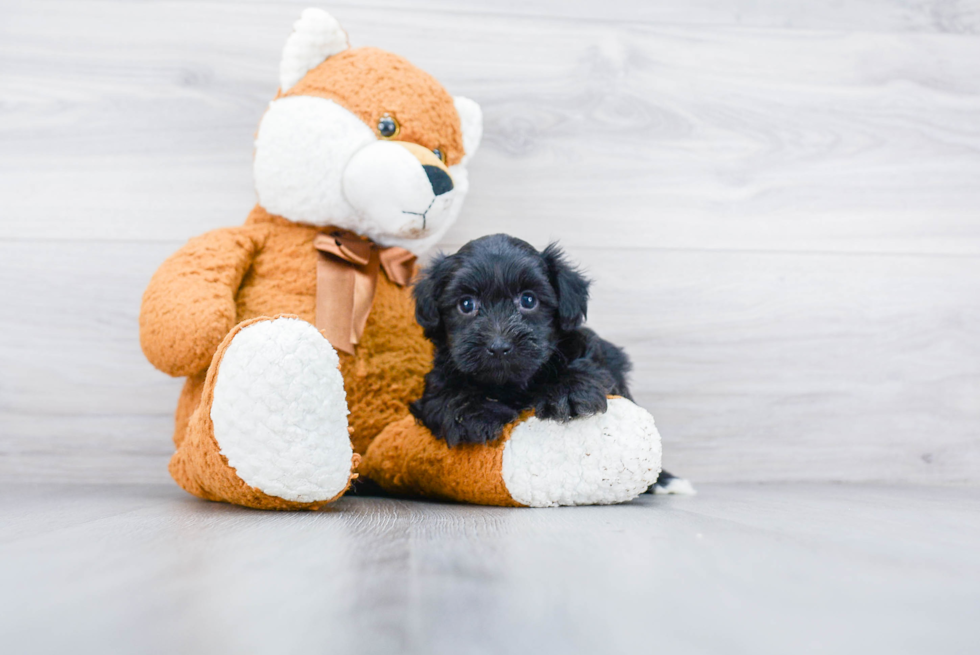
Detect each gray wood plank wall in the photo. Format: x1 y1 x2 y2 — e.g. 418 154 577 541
2 0 978 485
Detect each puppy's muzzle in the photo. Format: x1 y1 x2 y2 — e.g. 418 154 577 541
486 337 513 357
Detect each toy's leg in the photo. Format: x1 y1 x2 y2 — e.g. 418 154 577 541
172 369 207 449
169 316 357 510
361 397 662 507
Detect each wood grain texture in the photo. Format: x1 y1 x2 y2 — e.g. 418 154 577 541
2 0 979 484
2 2 980 253
1 483 979 654
345 0 980 33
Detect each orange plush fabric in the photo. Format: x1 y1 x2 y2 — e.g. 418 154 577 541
360 413 532 507
143 207 433 460
284 47 465 166
142 206 432 510
168 316 360 511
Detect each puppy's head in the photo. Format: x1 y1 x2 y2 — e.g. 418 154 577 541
414 234 590 386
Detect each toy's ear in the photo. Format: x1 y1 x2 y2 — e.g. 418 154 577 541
413 253 456 338
453 96 483 165
279 8 350 92
542 243 590 332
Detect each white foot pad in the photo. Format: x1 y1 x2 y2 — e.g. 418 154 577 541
210 317 352 502
501 398 662 507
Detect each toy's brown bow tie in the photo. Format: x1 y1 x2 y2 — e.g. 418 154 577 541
313 229 417 355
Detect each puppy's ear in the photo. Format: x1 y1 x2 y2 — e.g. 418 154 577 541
542 243 590 331
413 253 455 337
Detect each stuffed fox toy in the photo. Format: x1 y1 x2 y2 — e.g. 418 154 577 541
140 8 663 510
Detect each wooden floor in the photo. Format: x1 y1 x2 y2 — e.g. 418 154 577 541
1 483 977 654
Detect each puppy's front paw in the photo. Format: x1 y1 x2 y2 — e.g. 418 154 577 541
445 400 519 447
568 383 608 418
534 392 571 422
535 381 608 422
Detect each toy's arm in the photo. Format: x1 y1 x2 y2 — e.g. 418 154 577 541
140 228 259 377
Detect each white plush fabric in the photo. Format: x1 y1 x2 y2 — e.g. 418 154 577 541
210 318 353 503
279 8 349 92
501 398 662 507
342 141 450 240
453 96 483 165
375 162 470 254
254 96 373 227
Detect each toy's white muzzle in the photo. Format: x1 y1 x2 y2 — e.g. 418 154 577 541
343 140 457 239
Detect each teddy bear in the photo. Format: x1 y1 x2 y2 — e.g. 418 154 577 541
139 7 663 510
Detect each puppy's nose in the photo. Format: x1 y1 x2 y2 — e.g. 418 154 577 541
486 338 513 357
423 165 454 196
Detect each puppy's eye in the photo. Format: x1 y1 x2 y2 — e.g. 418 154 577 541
432 148 446 164
519 291 538 310
457 296 479 315
378 113 400 139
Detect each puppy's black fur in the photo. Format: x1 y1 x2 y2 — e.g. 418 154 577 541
410 234 633 447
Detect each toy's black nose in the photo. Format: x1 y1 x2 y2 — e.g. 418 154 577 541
423 165 453 196
486 339 513 357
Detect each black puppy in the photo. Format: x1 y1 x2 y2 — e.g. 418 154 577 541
410 233 632 446
409 234 689 494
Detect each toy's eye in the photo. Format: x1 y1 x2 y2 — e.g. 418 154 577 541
432 148 446 164
519 291 538 310
457 296 478 315
378 113 399 139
